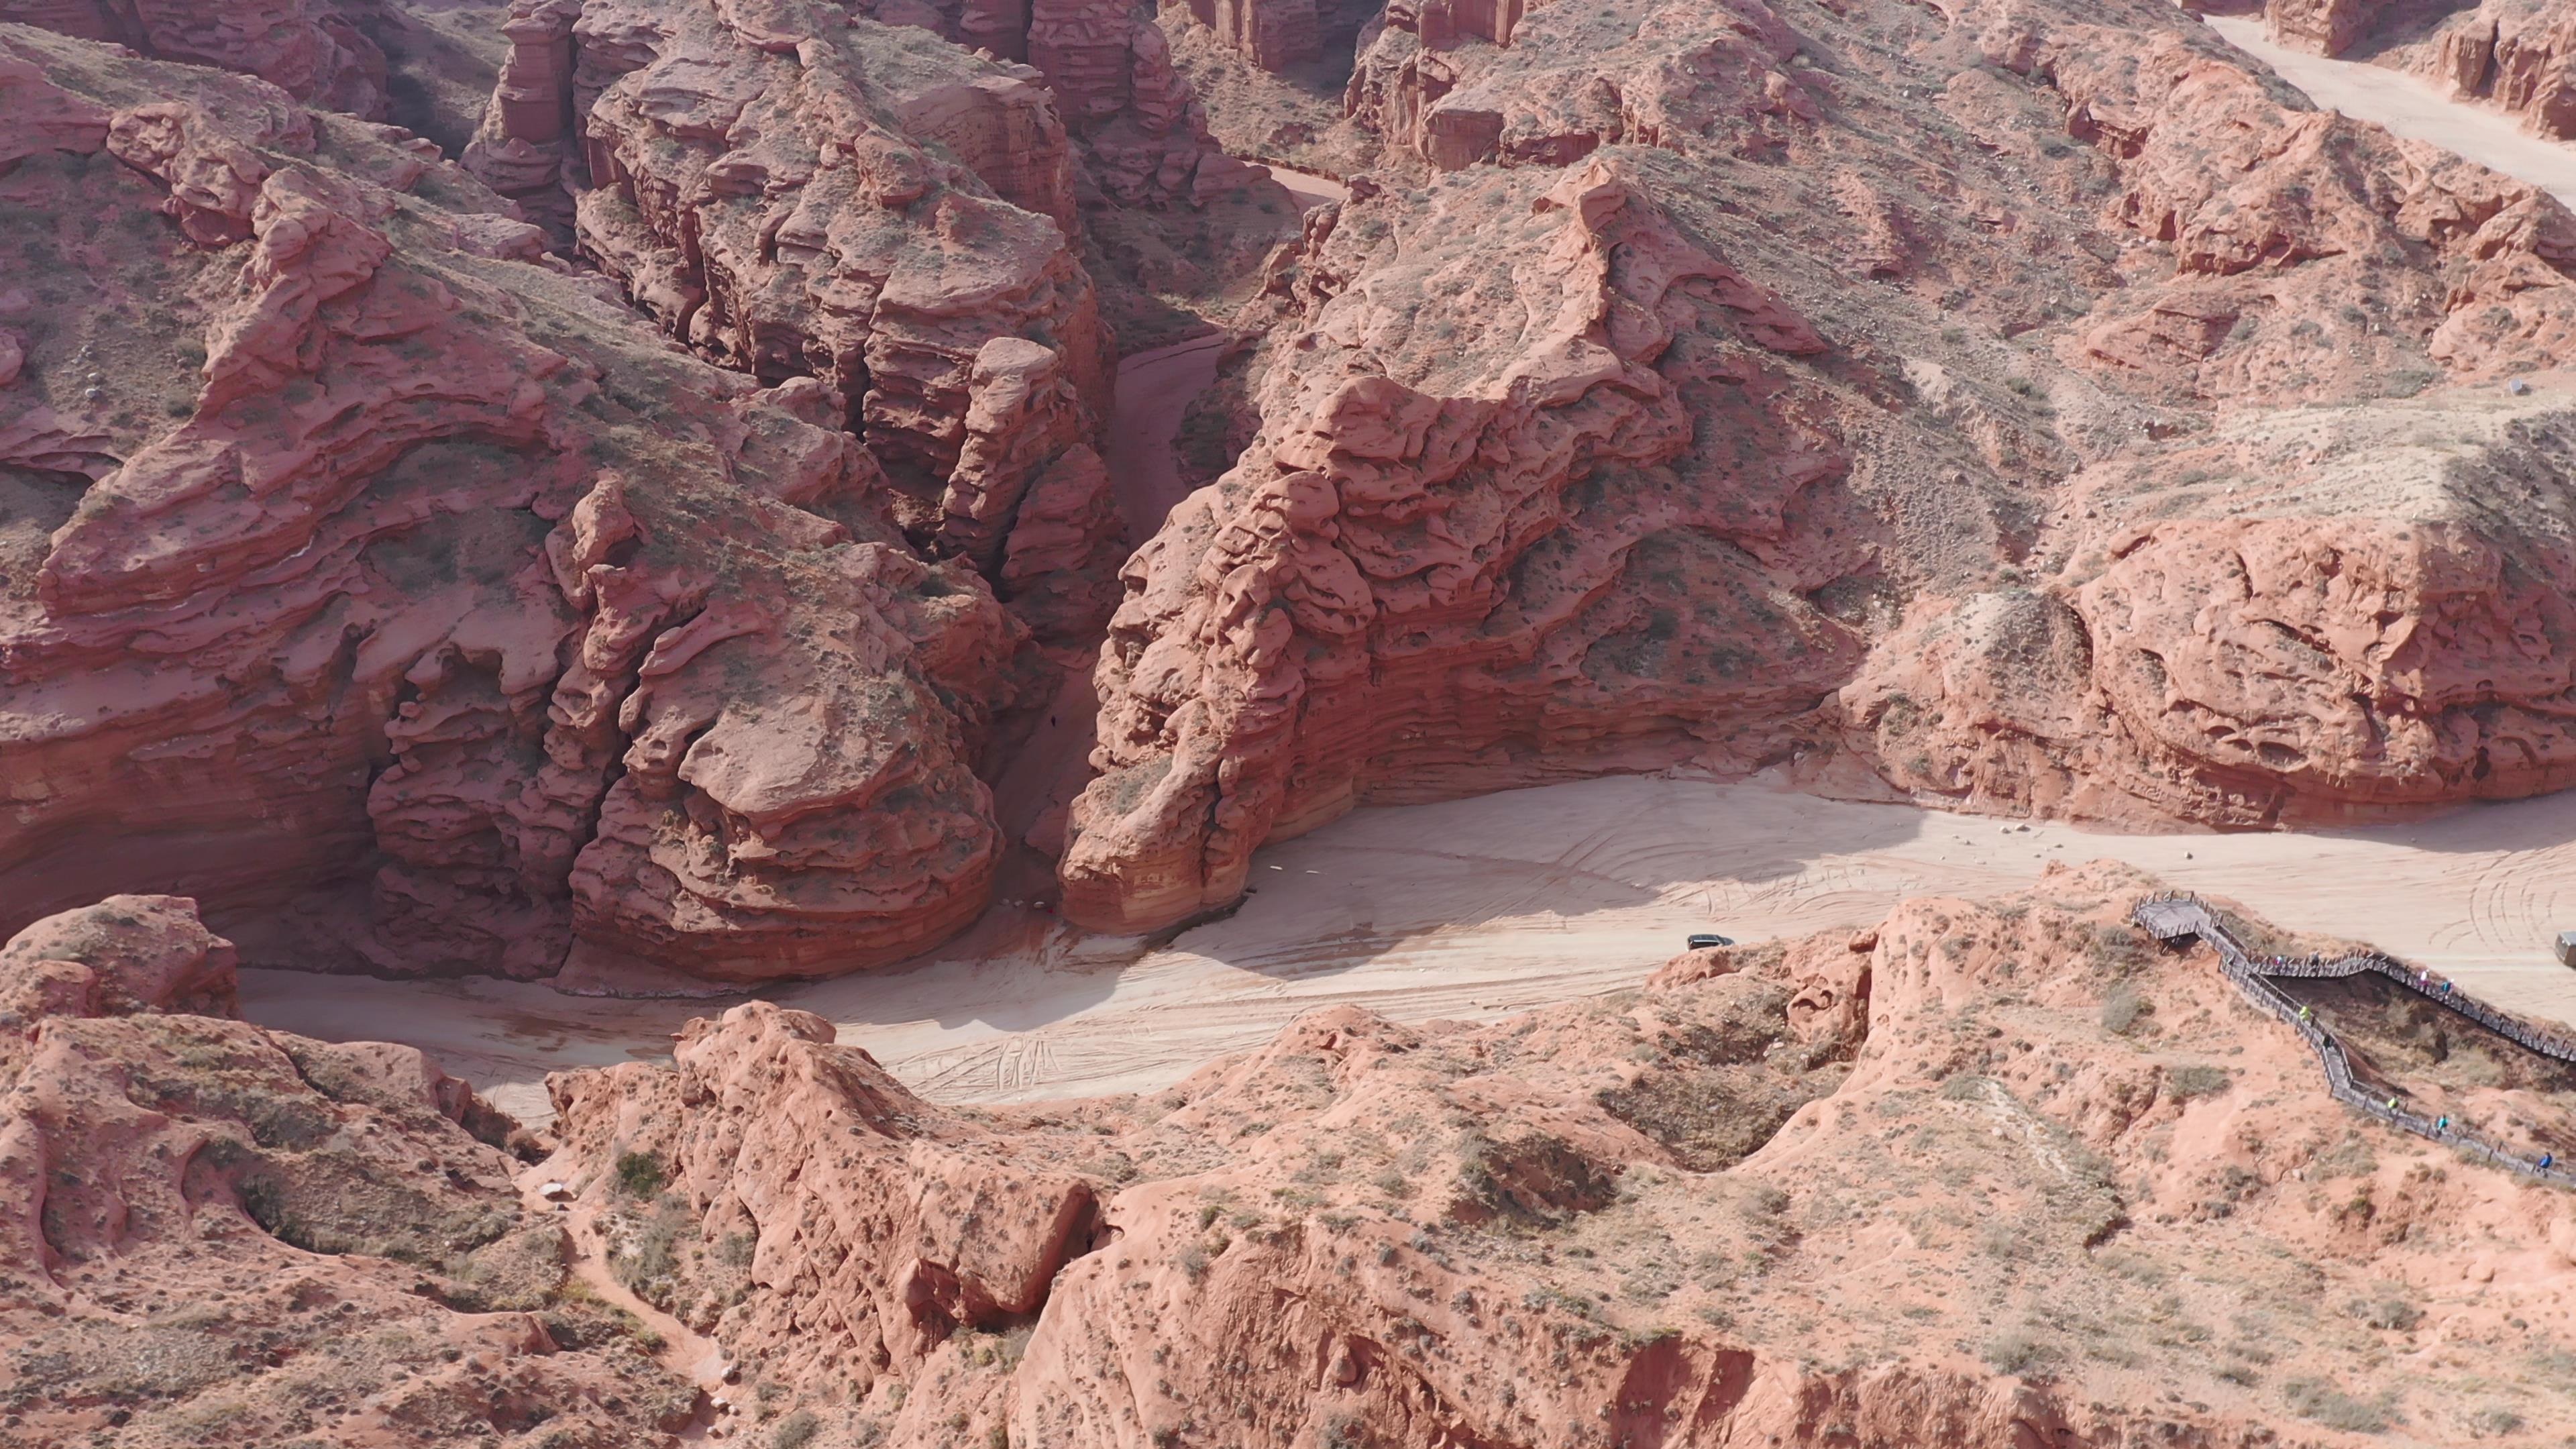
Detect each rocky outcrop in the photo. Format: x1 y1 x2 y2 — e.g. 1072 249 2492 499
1059 157 1862 931
534 862 2576 1446
1821 2 2576 824
2261 0 2391 56
1183 0 1320 72
855 0 1250 205
547 1001 1106 1391
0 28 1037 986
0 0 390 115
0 896 692 1447
461 0 1142 634
1845 390 2576 824
2261 0 2576 140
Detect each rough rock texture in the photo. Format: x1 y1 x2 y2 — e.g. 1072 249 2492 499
2263 0 2392 57
2263 0 2576 140
536 861 2576 1445
0 27 1039 985
0 896 694 1447
1067 0 2576 930
1063 157 1868 930
851 0 1253 207
1183 0 1320 72
0 0 391 116
460 0 1144 637
1846 390 2576 824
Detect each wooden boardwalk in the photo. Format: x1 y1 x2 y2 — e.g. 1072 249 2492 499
2132 894 2576 1187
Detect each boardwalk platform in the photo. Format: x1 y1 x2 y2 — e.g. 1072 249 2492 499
2131 893 2573 1189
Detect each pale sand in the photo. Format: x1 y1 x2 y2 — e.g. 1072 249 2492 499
2203 14 2576 209
1104 333 1228 540
240 773 2576 1124
1260 163 1348 213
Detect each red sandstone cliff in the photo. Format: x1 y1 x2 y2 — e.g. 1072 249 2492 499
1065 0 2576 932
460 0 1188 641
0 27 1040 985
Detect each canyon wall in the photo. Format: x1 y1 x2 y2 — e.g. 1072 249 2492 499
1067 0 2576 932
459 0 1242 640
0 26 1040 985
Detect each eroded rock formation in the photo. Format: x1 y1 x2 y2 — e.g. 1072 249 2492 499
0 896 692 1446
1061 157 1866 930
460 0 1167 638
1068 0 2576 930
0 26 1037 985
531 861 2576 1445
1846 390 2576 823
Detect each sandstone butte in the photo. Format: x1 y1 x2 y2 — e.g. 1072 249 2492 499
24 865 2576 1445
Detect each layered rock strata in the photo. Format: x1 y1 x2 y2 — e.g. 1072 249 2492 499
463 0 1143 637
0 27 1036 985
1183 0 1320 72
1845 388 2576 823
1068 0 2576 930
1062 157 1866 930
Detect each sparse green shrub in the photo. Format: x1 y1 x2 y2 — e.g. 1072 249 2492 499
771 1409 818 1449
2349 1295 2421 1332
614 1150 665 1198
2100 987 2145 1036
2283 1377 2388 1432
1982 1330 2053 1377
2167 1065 2231 1102
2468 1406 2524 1437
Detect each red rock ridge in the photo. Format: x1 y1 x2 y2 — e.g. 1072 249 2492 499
0 30 1036 986
1060 157 1861 932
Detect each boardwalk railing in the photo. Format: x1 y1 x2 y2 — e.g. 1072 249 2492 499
2131 894 2575 1189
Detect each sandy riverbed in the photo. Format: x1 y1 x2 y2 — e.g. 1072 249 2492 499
2203 14 2576 208
242 772 2576 1123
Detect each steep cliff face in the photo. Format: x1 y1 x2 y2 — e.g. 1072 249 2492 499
534 863 2576 1446
0 26 1037 985
0 896 693 1447
1061 158 1870 931
0 0 390 116
1065 0 2576 931
460 0 1152 641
